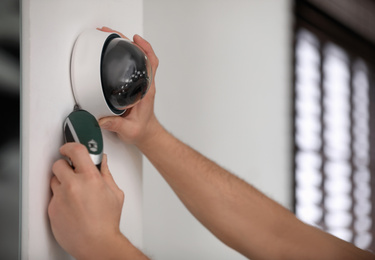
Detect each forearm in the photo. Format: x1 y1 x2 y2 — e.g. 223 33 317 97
95 31 373 259
137 121 292 258
137 120 374 260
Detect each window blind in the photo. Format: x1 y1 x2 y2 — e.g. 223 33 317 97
294 28 373 250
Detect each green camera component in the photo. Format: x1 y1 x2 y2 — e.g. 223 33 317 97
63 109 103 167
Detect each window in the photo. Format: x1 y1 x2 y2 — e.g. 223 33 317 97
293 0 375 252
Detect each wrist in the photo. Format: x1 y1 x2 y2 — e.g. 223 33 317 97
135 116 166 152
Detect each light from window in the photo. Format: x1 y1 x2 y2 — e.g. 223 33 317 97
294 28 373 250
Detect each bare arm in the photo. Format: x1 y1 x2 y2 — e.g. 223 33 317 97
98 32 375 260
138 121 373 260
101 112 374 260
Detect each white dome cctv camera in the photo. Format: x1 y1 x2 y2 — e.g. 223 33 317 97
71 29 152 119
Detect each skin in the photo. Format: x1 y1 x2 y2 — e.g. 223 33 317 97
49 151 146 260
48 27 375 260
48 29 153 260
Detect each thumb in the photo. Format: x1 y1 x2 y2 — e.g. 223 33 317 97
99 116 124 134
100 154 122 194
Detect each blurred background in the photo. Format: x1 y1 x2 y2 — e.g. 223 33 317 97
292 0 375 252
0 0 20 259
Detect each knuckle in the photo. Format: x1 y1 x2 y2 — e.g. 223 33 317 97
68 144 88 160
50 175 58 186
52 161 59 173
73 143 87 154
143 39 152 49
153 56 159 69
65 180 78 195
63 142 87 157
118 189 125 203
52 159 63 173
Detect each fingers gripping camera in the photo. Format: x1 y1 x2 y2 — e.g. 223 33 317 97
71 29 152 118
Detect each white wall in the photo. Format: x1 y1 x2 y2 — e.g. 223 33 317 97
21 1 293 259
143 0 293 259
21 1 144 259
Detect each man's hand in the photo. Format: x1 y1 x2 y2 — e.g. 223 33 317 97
48 143 126 259
97 27 161 147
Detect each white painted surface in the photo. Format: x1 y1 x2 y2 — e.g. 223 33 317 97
21 0 144 259
21 1 293 258
143 0 293 259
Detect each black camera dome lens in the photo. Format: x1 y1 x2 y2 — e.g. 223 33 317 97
101 36 152 113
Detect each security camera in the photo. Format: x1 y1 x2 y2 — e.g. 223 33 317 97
71 29 152 118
